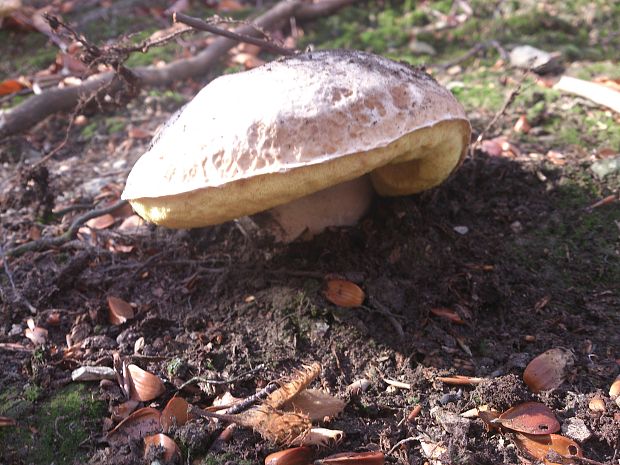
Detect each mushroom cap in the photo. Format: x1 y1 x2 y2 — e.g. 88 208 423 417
122 49 470 228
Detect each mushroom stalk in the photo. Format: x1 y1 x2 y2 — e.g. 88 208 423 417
254 175 374 242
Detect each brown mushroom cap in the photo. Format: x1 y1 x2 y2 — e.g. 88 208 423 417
121 49 470 229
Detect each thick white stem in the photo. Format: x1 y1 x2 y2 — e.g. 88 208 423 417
256 175 374 242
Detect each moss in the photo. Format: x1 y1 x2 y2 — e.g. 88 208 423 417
0 384 106 465
200 452 253 464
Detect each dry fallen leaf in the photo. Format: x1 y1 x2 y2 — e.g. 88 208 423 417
107 407 161 445
25 318 47 345
264 446 314 465
513 433 583 464
86 213 115 230
111 399 140 422
314 451 385 465
523 348 574 393
0 78 26 96
495 402 560 435
282 388 345 421
107 296 134 325
514 114 531 133
0 416 16 427
430 307 465 324
160 396 191 432
127 364 166 402
143 433 180 462
323 279 365 308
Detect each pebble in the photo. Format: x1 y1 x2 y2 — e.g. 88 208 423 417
561 417 592 442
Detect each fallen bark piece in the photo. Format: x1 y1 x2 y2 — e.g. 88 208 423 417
553 75 620 114
71 366 117 382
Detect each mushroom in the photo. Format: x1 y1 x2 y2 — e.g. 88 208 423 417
121 49 470 241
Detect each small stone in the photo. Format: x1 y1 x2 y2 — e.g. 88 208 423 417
453 225 469 235
8 324 23 337
72 366 117 382
561 417 591 442
510 221 523 234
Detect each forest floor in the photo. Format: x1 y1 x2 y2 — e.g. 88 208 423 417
0 1 619 464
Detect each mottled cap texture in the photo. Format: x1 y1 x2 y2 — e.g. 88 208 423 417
122 49 470 228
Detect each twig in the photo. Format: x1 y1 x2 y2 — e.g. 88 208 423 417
1 246 37 314
470 69 531 157
225 381 279 414
177 364 265 392
0 0 354 138
439 40 509 70
173 12 297 56
4 199 128 257
388 437 418 455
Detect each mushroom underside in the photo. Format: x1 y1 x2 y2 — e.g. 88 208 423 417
126 119 470 232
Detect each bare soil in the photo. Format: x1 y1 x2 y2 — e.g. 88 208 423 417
1 1 619 465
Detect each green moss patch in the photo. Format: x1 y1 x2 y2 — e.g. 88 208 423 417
0 383 106 465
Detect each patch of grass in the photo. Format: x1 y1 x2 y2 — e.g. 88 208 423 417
0 384 106 465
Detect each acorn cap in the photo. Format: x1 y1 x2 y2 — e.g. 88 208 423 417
121 49 470 229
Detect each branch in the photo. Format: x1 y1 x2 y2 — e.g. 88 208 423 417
3 199 128 257
0 0 354 139
173 12 297 56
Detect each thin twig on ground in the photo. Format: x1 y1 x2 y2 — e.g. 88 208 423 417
469 69 531 157
177 364 265 392
4 199 128 257
174 12 297 56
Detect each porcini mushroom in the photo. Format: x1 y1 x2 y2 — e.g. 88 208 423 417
121 49 470 241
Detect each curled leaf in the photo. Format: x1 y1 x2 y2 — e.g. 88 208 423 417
513 433 582 464
430 307 465 324
283 389 345 421
143 433 180 462
265 446 313 465
495 402 560 435
107 407 161 445
524 348 574 393
107 296 134 325
127 364 166 402
161 396 191 432
24 318 47 345
0 416 16 427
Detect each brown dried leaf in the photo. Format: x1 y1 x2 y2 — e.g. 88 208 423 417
315 451 385 465
524 348 574 393
127 364 166 402
161 396 191 432
24 318 47 345
143 433 180 462
496 402 559 435
0 416 16 427
107 296 134 325
323 280 365 308
282 389 345 421
0 78 26 96
86 213 115 230
430 307 465 324
111 399 140 422
265 446 314 465
107 407 161 445
513 114 531 133
513 433 583 464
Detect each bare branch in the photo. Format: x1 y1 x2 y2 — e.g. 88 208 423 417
0 0 354 139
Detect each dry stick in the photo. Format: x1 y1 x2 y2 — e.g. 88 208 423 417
4 199 128 257
176 364 265 391
173 12 297 56
0 0 354 139
469 69 531 158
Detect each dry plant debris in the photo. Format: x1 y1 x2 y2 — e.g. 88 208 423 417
523 348 575 393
